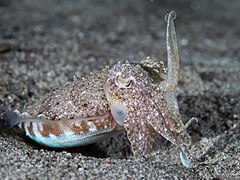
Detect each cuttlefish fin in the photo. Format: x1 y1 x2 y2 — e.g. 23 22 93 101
4 106 110 129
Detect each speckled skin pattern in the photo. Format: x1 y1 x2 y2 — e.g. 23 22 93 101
18 59 192 155
19 70 121 147
27 70 110 120
105 61 192 158
7 11 196 167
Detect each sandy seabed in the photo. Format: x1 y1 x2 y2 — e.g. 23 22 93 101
0 0 239 179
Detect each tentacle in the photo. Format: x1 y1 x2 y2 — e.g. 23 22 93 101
159 11 180 91
180 146 192 168
124 117 156 157
164 92 198 136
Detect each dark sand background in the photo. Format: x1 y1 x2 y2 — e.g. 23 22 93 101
0 0 239 179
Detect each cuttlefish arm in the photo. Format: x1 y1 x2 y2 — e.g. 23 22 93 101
147 112 193 168
159 11 180 92
116 106 155 157
124 116 156 157
109 101 156 157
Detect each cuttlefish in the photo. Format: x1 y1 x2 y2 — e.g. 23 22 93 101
5 11 197 168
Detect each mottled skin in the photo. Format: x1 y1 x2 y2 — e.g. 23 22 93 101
26 70 111 120
6 11 197 168
106 61 193 157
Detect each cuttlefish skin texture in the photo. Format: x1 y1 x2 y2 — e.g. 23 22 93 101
5 11 197 168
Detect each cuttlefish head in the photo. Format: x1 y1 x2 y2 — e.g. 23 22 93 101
104 61 154 127
105 61 160 157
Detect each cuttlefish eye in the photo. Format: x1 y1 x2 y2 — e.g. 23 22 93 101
115 72 136 88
